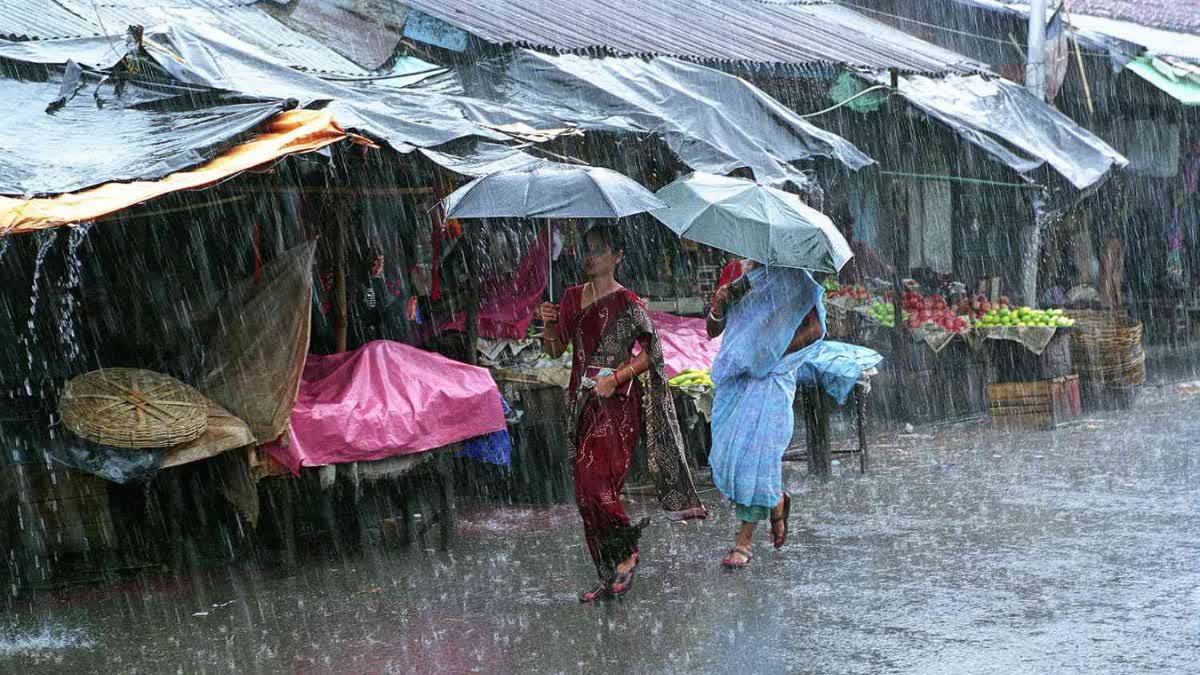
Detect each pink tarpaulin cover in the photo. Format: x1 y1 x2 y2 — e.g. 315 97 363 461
264 340 507 473
650 311 722 378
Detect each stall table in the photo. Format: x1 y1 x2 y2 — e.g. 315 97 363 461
796 384 870 475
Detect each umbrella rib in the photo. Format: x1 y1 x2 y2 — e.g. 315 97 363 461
593 175 621 218
444 176 488 218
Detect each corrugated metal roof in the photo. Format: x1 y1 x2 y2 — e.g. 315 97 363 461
0 0 99 41
261 0 404 71
399 0 988 73
1030 0 1200 36
0 1 369 75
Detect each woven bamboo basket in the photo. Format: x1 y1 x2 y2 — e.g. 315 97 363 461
61 368 209 449
1069 310 1146 388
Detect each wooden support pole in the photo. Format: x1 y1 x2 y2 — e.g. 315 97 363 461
803 388 832 477
462 225 480 366
855 386 869 474
333 208 349 353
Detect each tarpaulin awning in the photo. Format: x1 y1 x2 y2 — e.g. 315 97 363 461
0 109 349 234
1126 56 1200 106
263 340 508 474
0 22 874 228
0 55 288 196
418 142 551 178
889 74 1128 189
456 50 874 187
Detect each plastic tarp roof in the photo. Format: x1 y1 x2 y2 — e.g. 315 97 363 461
0 109 349 234
418 142 551 177
1126 56 1200 106
890 74 1128 189
137 29 872 184
2 24 875 214
455 50 874 187
0 57 288 197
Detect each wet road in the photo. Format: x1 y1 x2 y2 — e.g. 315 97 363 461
3 384 1199 673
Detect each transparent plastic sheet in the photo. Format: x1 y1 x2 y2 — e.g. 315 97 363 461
890 74 1127 189
458 50 874 187
2 25 872 201
0 56 286 196
173 242 316 444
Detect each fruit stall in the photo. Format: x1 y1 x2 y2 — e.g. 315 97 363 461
823 279 1083 427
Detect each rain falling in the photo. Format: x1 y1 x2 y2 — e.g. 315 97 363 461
0 0 1198 672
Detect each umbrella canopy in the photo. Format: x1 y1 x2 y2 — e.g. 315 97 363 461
652 172 852 273
443 163 665 219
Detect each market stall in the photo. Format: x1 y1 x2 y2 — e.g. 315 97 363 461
823 276 1085 428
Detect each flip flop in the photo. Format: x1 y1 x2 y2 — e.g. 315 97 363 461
580 581 611 603
609 552 639 597
721 546 754 569
770 493 791 550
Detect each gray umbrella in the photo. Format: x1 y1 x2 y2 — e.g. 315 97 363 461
443 163 665 298
443 163 665 219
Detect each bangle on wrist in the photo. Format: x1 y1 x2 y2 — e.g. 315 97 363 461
709 309 725 322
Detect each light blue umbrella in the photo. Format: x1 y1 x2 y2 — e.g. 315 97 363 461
651 172 852 273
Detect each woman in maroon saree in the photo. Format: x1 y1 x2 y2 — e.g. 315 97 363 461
540 225 706 602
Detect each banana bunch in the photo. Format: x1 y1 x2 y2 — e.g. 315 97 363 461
668 369 713 388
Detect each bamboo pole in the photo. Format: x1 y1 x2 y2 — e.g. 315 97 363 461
333 204 349 353
1068 15 1096 115
463 223 480 366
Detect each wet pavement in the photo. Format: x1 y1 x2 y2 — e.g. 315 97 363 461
2 383 1199 674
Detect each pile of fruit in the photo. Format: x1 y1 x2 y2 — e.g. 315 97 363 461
955 294 1011 320
668 369 713 388
901 291 970 334
827 284 871 303
867 300 904 328
975 306 1075 328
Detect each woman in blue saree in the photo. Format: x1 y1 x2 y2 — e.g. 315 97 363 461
709 262 880 567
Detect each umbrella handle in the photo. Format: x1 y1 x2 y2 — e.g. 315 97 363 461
547 222 554 302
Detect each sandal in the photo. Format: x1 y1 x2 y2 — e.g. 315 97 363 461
721 546 753 569
770 493 791 550
609 552 639 597
580 581 611 603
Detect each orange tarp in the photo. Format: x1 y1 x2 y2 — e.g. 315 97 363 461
0 109 350 235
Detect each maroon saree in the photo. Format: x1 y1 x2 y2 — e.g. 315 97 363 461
555 285 706 579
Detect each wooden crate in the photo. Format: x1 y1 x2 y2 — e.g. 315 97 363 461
988 375 1081 430
5 463 116 557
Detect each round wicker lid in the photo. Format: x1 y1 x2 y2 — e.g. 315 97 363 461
61 368 209 449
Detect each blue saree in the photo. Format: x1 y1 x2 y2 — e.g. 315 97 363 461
709 267 882 513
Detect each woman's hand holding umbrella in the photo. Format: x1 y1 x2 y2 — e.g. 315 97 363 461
539 302 559 325
539 302 566 358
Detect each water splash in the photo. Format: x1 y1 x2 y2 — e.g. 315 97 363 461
0 623 95 656
19 229 59 396
56 222 94 364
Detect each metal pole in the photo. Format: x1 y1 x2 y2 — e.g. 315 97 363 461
1024 0 1049 305
1026 0 1048 101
